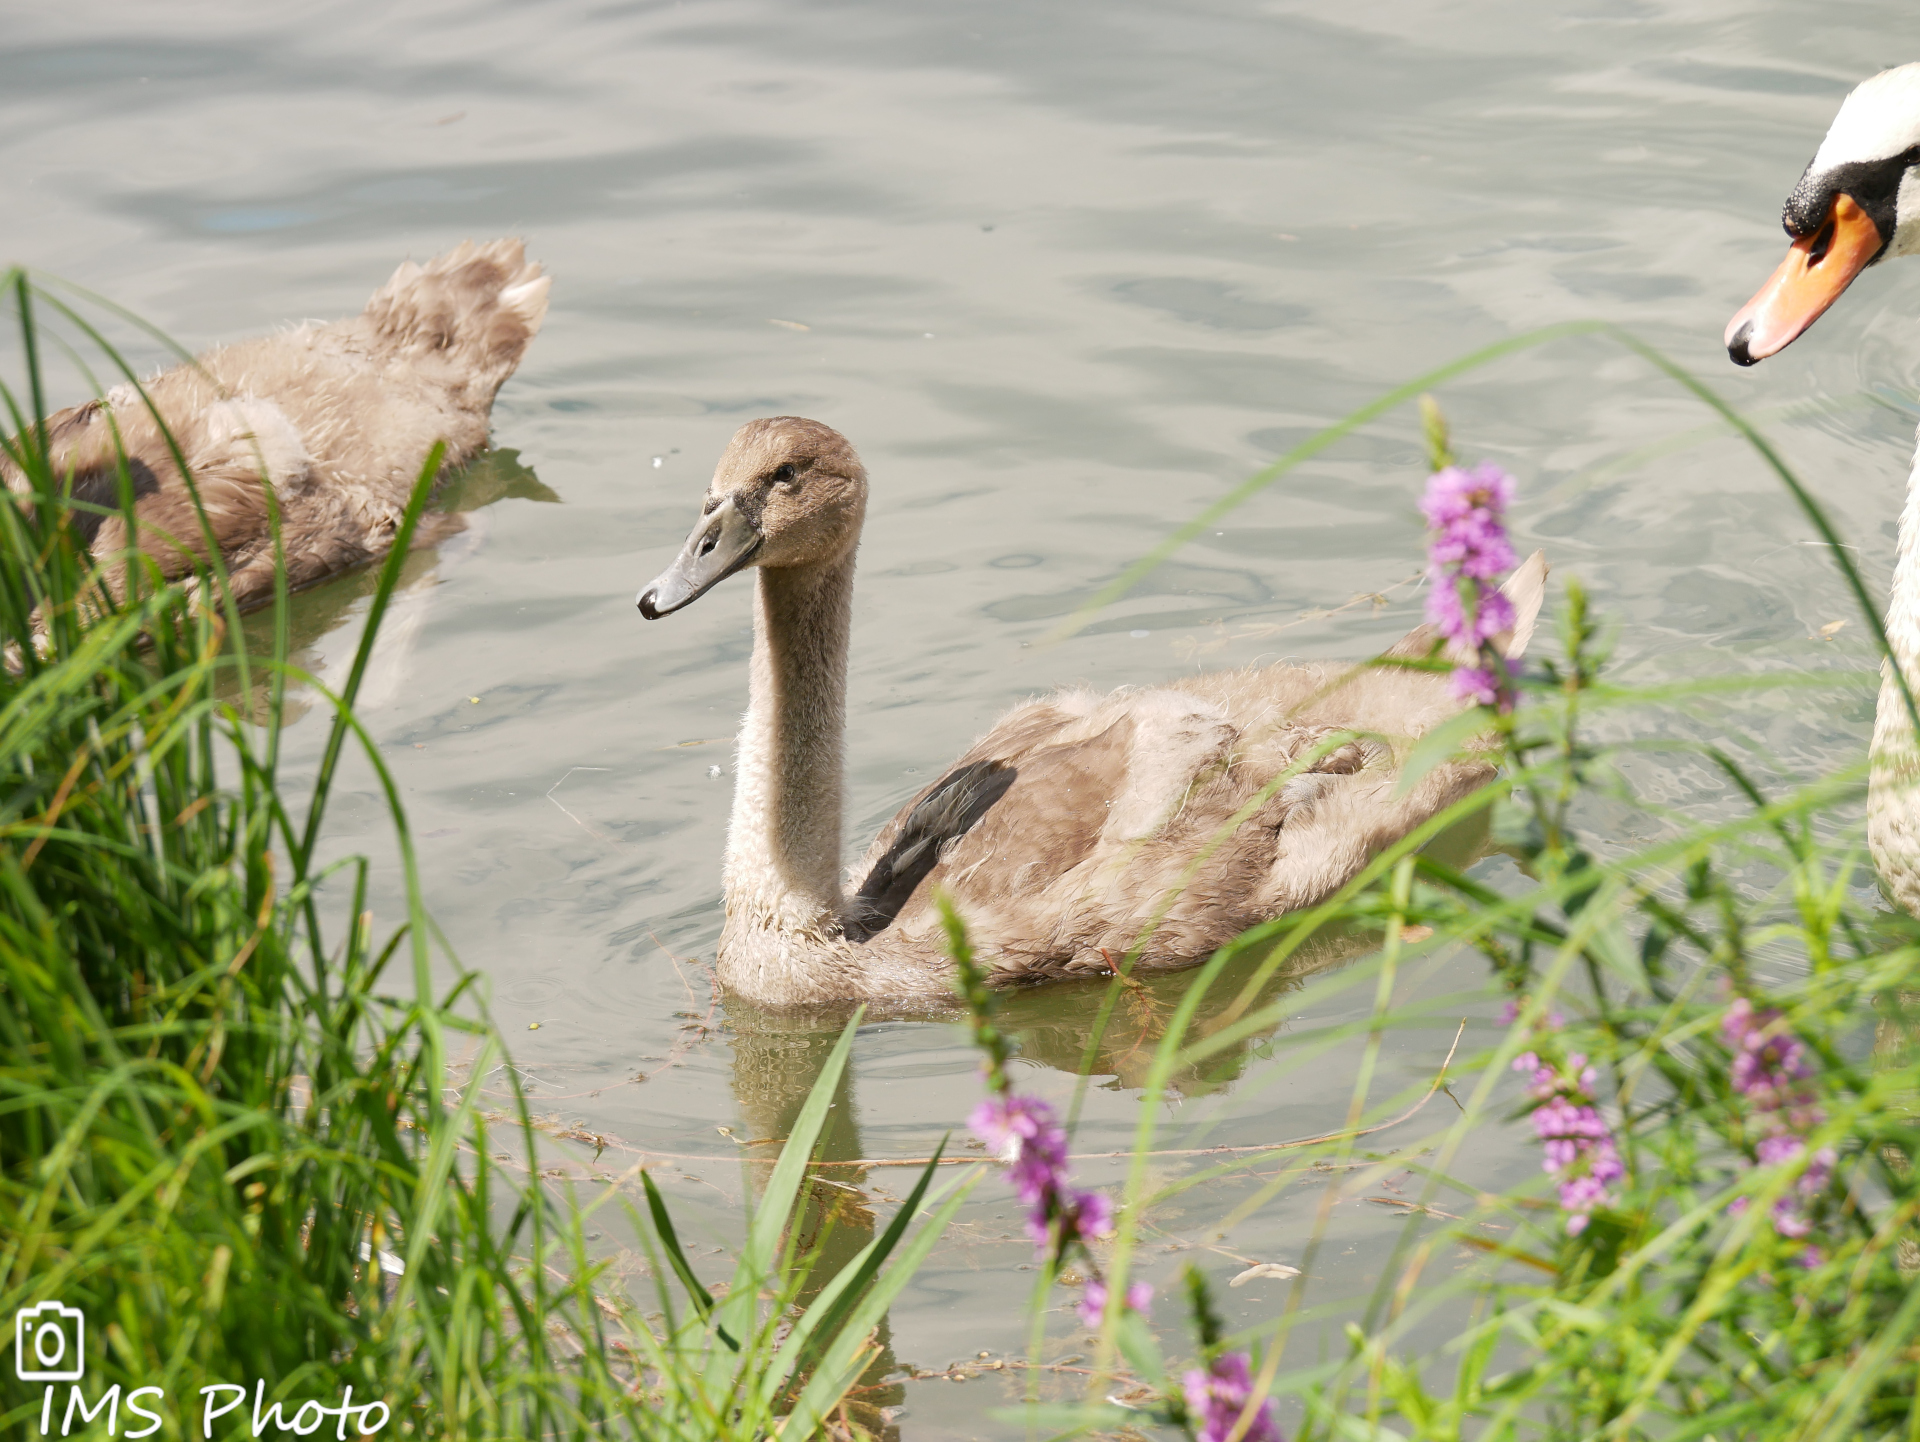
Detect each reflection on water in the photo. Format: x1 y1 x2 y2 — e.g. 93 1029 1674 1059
9 0 1916 1430
724 1013 906 1436
229 448 559 722
715 931 1362 1429
716 805 1491 1420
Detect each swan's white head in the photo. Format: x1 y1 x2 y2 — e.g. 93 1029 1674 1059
637 417 868 619
1727 62 1920 365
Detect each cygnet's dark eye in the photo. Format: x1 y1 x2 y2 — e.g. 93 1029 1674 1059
771 462 800 486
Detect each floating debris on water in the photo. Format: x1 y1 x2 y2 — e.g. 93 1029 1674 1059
1229 1262 1302 1286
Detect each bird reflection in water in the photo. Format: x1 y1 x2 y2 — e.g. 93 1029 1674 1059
223 447 558 723
718 870 1479 1428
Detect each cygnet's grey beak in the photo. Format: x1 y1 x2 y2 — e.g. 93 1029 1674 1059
637 496 763 619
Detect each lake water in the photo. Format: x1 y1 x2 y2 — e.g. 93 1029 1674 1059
6 1 1914 1433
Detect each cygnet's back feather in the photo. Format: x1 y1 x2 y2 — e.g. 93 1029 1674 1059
844 551 1546 980
8 239 548 608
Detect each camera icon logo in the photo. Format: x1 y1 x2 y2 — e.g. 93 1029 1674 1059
14 1302 85 1382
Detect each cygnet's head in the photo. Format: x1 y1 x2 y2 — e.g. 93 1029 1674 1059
636 416 868 619
1727 62 1920 365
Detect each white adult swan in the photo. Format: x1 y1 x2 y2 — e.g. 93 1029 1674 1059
638 416 1547 1007
1724 62 1920 911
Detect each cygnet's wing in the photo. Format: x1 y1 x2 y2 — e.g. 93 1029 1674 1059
846 700 1130 942
844 758 1017 940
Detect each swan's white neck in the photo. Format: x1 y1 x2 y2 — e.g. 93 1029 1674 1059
1869 426 1920 913
1889 428 1920 682
722 554 854 942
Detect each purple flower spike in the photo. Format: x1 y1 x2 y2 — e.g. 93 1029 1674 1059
1183 1353 1285 1442
1515 1037 1623 1231
969 1094 1066 1167
1067 1187 1115 1242
1421 463 1517 534
1076 1278 1154 1328
1721 999 1832 1244
1451 664 1504 708
969 1092 1116 1253
1421 461 1521 713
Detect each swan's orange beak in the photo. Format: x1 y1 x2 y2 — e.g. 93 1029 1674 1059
1726 194 1884 365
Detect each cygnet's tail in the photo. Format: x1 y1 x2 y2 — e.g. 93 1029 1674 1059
1496 549 1549 659
358 239 549 399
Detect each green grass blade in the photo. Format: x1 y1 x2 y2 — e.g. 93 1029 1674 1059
778 1167 984 1438
759 1140 952 1402
642 1168 722 1328
705 1009 862 1392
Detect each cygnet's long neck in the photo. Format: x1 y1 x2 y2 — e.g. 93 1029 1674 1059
723 553 854 940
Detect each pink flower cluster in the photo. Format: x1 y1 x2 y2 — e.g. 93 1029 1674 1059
1498 997 1563 1029
1182 1352 1285 1442
1077 1277 1154 1329
1421 462 1519 710
1722 999 1834 1246
1514 1050 1625 1235
969 1093 1116 1251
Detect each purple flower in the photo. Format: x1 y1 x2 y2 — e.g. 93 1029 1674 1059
1755 1134 1804 1168
1424 573 1516 650
1077 1278 1154 1328
1451 663 1504 708
969 1092 1115 1251
1420 462 1521 712
1765 1145 1835 1240
1534 1102 1625 1231
1533 1098 1610 1146
1514 1051 1596 1103
1182 1352 1284 1442
1420 463 1517 543
970 1094 1066 1167
1514 1046 1623 1232
1720 1000 1832 1242
1772 1205 1815 1240
1501 999 1566 1029
1723 1001 1819 1121
1065 1187 1115 1243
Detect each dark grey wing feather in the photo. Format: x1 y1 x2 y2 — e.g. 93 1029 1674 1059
61 457 159 550
845 758 1017 941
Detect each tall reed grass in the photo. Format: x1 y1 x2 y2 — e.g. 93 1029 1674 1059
0 273 951 1441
